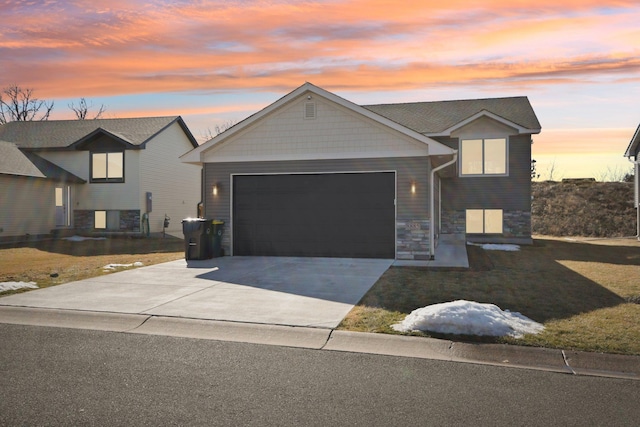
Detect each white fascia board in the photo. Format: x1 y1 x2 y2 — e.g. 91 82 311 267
426 110 541 137
180 82 455 163
624 123 640 158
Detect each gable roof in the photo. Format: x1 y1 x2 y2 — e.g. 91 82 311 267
624 123 640 159
363 96 541 136
181 82 456 164
0 116 198 150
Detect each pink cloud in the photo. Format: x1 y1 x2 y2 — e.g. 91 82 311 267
0 0 638 99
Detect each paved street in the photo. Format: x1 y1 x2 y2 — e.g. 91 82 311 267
2 324 639 426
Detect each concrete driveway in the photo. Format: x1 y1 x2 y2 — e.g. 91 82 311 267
0 257 393 328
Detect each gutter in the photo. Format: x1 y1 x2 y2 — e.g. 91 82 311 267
430 151 458 259
628 156 640 240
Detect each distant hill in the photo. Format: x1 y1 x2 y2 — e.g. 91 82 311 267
532 180 637 237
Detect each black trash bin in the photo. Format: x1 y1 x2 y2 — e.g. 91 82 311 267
182 218 213 260
211 220 225 258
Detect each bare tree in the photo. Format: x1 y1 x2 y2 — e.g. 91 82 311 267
0 85 54 124
68 98 106 120
201 119 238 141
597 165 634 182
546 159 560 181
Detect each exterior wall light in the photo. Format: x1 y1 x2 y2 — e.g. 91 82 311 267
411 182 416 194
213 184 218 196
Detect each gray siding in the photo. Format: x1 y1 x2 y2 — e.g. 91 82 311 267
204 156 430 223
437 135 532 211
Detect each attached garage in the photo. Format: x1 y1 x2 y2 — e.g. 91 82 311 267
233 172 395 258
181 83 459 260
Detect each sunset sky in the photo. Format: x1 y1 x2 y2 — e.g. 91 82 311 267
1 0 639 180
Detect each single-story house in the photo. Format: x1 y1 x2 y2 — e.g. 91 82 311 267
181 83 541 260
0 116 201 241
624 124 640 240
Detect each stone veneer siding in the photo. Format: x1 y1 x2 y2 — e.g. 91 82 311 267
396 219 431 260
441 210 531 238
74 210 141 232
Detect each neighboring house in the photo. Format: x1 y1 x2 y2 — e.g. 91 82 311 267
624 124 640 240
181 83 541 260
0 117 201 241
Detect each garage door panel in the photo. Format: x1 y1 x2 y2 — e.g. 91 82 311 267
233 173 395 258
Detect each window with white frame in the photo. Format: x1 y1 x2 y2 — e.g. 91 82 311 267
460 138 507 175
466 209 503 234
91 151 124 183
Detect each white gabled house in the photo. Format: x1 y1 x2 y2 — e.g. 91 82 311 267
0 116 201 241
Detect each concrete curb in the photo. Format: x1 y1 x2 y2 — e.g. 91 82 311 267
1 306 638 380
131 316 331 349
0 306 149 332
325 331 640 380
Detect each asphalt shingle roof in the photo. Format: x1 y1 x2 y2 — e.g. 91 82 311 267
0 116 181 150
0 141 45 178
0 140 85 181
363 96 541 134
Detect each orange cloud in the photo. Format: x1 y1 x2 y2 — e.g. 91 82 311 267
1 0 639 99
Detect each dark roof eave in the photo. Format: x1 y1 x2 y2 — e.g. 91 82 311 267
69 127 138 150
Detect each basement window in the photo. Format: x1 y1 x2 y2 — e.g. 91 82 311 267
95 211 107 229
94 210 120 230
466 209 503 234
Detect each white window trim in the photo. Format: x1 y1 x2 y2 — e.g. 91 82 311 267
459 137 509 177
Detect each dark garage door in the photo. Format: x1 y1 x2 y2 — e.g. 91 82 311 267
233 172 395 258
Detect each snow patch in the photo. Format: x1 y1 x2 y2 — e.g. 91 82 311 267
468 242 520 251
392 300 544 338
103 262 144 271
0 281 39 292
64 235 107 242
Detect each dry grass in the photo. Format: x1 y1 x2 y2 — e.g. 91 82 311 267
0 236 184 294
532 181 636 237
339 237 640 355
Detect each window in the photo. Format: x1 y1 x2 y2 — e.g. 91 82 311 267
460 138 507 175
94 210 120 230
95 211 106 229
466 209 503 234
91 151 124 182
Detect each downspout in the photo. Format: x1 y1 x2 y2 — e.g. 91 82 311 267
629 156 640 240
430 151 458 260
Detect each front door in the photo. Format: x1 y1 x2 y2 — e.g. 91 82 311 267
55 186 70 227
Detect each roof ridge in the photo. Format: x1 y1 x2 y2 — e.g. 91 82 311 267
363 95 529 108
0 116 179 126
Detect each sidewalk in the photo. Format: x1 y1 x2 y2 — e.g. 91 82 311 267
1 305 638 381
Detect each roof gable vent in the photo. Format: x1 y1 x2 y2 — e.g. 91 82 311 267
304 102 316 120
